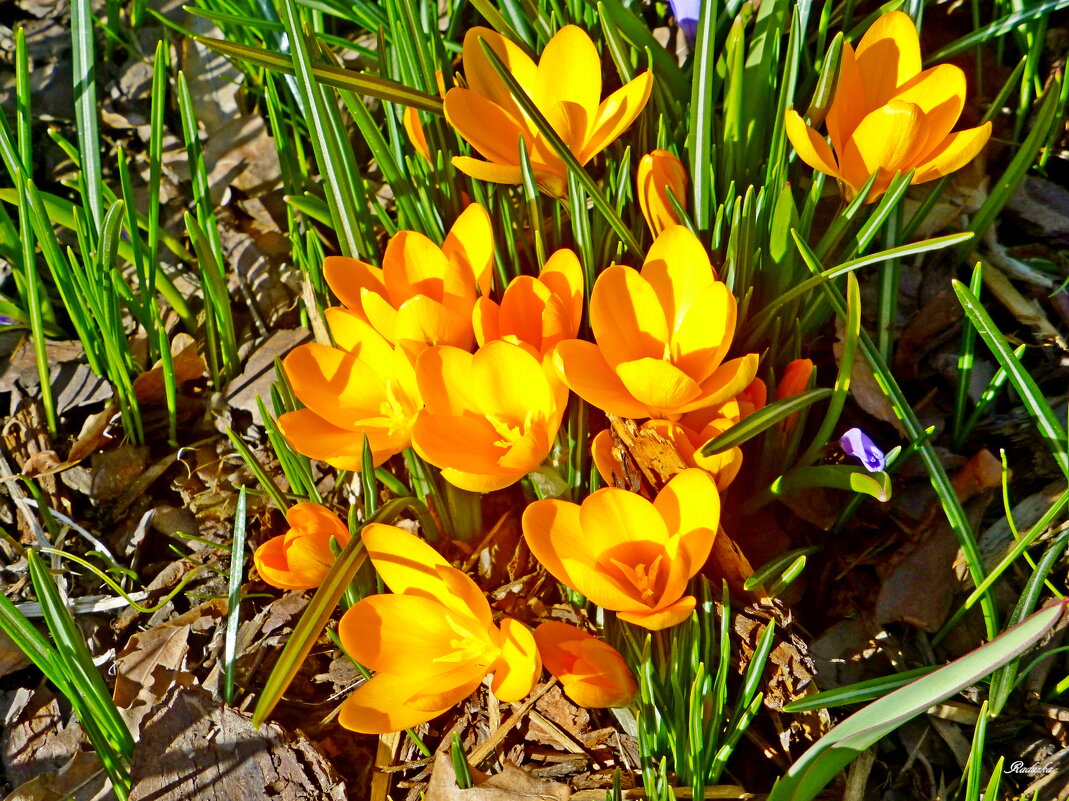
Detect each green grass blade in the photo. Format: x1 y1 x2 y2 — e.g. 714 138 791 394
768 601 1065 801
953 280 1069 478
225 486 248 706
196 36 443 113
783 666 937 713
701 389 832 455
71 0 103 234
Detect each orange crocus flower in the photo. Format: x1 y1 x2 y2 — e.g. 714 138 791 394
412 340 569 492
323 204 494 361
591 384 766 490
404 71 447 162
785 11 991 202
338 524 540 734
523 468 720 630
777 358 814 400
279 309 422 471
534 622 636 708
443 25 653 197
253 503 350 591
776 357 814 434
473 248 584 358
554 226 759 420
637 150 688 235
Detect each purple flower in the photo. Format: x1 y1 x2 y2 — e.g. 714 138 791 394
669 0 700 41
840 428 886 472
0 314 15 326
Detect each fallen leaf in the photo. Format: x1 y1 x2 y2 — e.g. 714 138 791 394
128 686 347 801
0 629 31 679
425 751 572 801
222 329 311 426
132 333 207 404
2 751 109 801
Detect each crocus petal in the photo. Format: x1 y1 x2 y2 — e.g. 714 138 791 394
617 595 696 630
286 503 350 548
462 27 539 122
324 256 386 312
324 307 393 365
641 225 716 330
393 294 474 354
590 265 670 368
615 357 702 416
553 339 649 419
538 249 584 334
416 345 479 416
489 618 541 702
534 26 601 153
280 533 336 588
472 340 554 422
825 42 866 154
522 500 648 612
411 414 508 475
591 428 627 488
840 427 886 472
277 409 404 470
785 109 840 178
653 469 719 569
777 358 814 399
382 231 451 307
672 282 737 384
839 100 927 194
472 296 502 347
444 88 527 166
911 122 992 184
582 71 653 164
360 524 452 599
891 64 966 158
338 669 481 734
254 536 314 591
440 468 526 494
534 622 636 708
442 202 495 297
637 150 688 235
580 486 670 549
435 564 496 631
678 353 761 413
498 276 553 350
360 288 400 343
284 344 387 428
403 106 430 162
853 10 922 107
340 594 470 672
450 156 526 186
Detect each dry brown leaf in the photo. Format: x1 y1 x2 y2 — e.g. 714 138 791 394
0 628 31 679
2 751 108 801
128 686 347 801
132 333 206 403
425 751 572 801
222 328 311 426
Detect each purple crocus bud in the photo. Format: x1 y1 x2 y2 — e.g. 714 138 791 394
840 428 886 472
0 314 15 326
669 0 700 42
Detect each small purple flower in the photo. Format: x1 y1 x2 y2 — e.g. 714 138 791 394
840 428 886 472
0 314 15 326
669 0 700 42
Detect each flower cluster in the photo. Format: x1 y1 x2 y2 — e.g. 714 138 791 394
256 10 988 737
